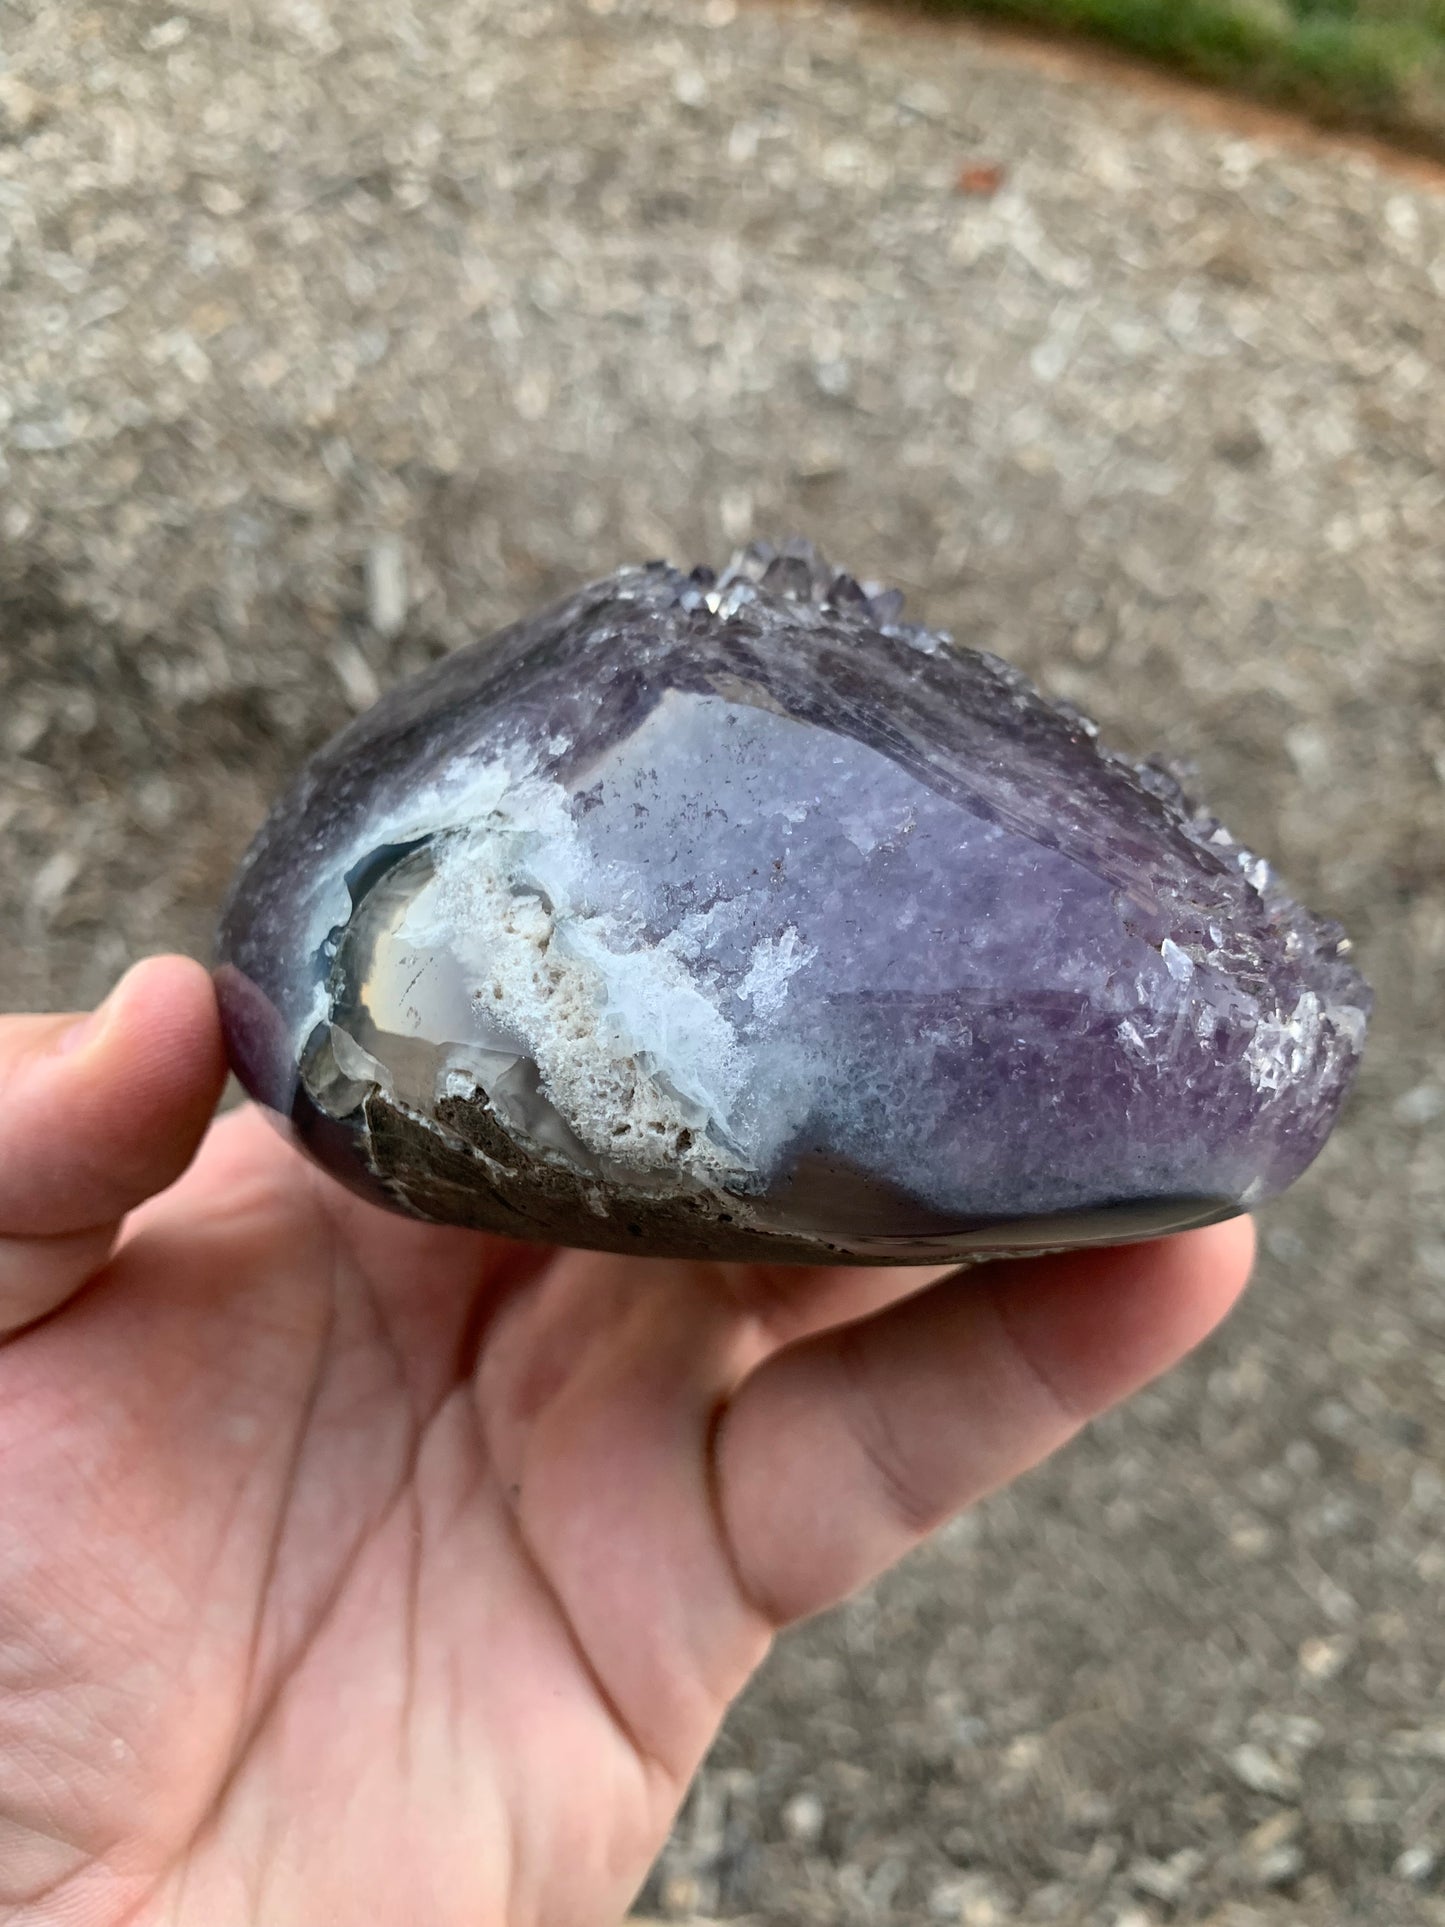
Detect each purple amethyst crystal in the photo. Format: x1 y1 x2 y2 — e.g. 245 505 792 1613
215 540 1369 1264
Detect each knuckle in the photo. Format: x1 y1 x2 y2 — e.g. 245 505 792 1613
834 1326 941 1538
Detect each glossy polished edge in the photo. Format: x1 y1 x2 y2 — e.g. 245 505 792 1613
218 959 1241 1264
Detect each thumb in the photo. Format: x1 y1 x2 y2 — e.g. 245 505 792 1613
0 956 227 1335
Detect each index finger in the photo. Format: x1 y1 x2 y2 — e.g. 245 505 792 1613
714 1217 1256 1627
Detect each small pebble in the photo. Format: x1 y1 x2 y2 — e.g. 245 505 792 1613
365 536 409 639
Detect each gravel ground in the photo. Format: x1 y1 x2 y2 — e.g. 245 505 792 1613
3 0 1444 1919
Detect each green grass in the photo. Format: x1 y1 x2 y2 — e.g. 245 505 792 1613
907 0 1445 153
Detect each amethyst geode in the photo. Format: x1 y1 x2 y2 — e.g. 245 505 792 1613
215 541 1369 1264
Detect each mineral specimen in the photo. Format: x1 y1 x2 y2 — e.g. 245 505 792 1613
215 540 1370 1264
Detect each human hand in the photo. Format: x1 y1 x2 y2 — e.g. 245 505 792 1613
0 957 1253 1925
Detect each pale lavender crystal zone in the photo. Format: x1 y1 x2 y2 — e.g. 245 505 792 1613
215 542 1369 1262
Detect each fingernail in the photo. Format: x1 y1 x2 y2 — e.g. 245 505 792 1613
55 1005 107 1056
54 969 132 1057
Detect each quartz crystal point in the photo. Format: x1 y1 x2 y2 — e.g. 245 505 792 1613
215 540 1370 1264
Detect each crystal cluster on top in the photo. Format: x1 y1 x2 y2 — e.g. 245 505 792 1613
214 539 1370 1264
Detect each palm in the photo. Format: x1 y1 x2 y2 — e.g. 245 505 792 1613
0 1105 743 1922
0 961 1252 1926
